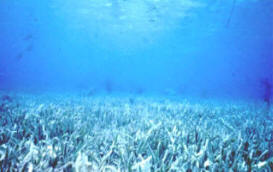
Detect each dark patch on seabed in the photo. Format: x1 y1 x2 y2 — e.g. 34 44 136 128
0 92 272 171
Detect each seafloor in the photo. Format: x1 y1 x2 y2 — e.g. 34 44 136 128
0 92 272 171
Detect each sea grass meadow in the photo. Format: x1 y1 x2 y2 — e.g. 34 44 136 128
0 0 272 171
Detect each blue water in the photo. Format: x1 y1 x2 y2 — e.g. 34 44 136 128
0 0 272 101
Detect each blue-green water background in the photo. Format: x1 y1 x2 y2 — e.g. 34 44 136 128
0 0 272 100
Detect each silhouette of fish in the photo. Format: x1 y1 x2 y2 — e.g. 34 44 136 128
226 0 237 28
149 18 156 23
23 34 33 41
261 78 272 105
16 52 23 60
1 95 12 102
25 44 33 52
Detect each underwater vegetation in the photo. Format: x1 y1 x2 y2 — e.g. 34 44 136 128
0 93 272 171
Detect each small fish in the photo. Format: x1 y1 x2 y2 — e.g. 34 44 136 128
23 34 33 41
25 44 33 52
260 78 272 106
1 95 12 102
16 52 23 60
149 18 156 23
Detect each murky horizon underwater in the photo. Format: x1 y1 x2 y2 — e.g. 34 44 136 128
0 0 273 171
